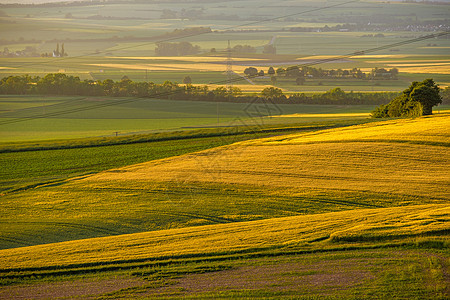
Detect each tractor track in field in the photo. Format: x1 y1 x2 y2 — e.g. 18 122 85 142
0 236 31 247
0 221 124 236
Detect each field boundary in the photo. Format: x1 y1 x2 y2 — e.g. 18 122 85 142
0 123 364 153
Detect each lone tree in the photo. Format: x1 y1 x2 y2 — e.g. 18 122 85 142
244 67 258 77
407 79 441 115
372 79 442 118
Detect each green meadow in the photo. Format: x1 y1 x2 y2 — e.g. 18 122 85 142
0 95 384 141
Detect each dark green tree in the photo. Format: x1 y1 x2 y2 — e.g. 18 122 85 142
276 67 285 76
372 79 441 118
408 79 441 115
261 87 283 98
286 66 300 77
61 43 66 57
244 67 258 77
440 86 450 104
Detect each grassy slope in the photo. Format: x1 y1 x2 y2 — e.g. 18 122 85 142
0 114 449 299
1 114 449 250
0 204 448 299
85 113 450 200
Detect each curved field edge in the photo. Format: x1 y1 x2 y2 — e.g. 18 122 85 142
0 204 448 272
84 114 450 201
239 113 450 146
0 118 371 194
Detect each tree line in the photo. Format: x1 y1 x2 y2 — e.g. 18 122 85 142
245 66 399 80
0 73 402 105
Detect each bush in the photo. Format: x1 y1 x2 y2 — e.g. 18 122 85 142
372 79 442 118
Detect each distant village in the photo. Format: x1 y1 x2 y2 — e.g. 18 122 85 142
0 43 68 58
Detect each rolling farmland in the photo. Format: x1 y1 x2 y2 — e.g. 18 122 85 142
0 0 449 298
0 113 449 298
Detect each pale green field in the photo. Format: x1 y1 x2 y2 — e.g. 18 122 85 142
0 95 384 142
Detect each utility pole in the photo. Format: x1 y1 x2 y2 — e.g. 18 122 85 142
218 40 233 126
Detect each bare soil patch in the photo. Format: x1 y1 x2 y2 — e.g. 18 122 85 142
146 258 375 297
0 276 147 300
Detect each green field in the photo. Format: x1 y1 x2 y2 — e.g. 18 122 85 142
0 95 386 141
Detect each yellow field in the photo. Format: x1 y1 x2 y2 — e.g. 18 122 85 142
250 113 450 145
87 63 268 73
1 204 447 270
85 114 450 200
387 62 450 67
107 56 268 62
359 55 450 74
395 65 450 74
299 55 409 60
0 112 449 300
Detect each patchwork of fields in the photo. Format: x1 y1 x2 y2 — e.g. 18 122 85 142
0 0 449 298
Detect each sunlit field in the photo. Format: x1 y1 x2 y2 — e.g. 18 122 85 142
1 114 448 250
0 0 449 298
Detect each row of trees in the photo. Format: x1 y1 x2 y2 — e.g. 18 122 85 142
244 66 399 80
260 87 399 105
0 73 401 105
155 42 200 56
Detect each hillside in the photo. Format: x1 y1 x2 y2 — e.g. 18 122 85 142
88 113 450 199
0 114 449 251
1 204 448 270
0 114 449 298
0 204 448 299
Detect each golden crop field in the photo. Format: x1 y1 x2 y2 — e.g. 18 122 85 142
1 204 447 270
85 114 450 200
394 65 450 75
88 62 268 73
